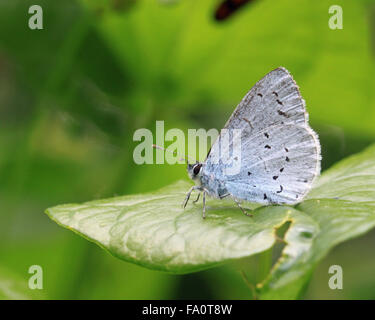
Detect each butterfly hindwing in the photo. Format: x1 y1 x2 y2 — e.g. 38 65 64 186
223 124 320 204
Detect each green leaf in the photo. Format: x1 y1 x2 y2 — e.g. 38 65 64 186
46 144 375 299
260 144 375 299
46 182 285 274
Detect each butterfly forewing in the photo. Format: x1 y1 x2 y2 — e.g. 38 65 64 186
223 67 307 132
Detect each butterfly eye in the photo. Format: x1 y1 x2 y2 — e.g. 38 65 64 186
193 164 202 175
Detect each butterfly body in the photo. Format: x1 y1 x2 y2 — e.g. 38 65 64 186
184 67 321 218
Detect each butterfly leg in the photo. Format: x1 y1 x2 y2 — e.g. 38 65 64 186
202 191 206 219
182 186 200 209
219 193 230 199
232 196 253 217
193 192 201 204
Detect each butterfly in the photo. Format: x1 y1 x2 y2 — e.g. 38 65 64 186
182 67 321 218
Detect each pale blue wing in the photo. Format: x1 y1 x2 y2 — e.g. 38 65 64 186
202 67 321 204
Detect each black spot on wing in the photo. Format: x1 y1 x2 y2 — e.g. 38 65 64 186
265 145 271 149
277 110 288 117
276 185 283 193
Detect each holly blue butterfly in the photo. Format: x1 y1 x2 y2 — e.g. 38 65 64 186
183 67 321 218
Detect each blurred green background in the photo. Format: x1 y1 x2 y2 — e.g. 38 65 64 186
1 0 375 299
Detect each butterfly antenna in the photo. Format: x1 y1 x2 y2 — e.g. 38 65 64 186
152 144 195 164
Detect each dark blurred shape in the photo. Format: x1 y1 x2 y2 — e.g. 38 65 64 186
111 0 137 12
173 273 216 299
214 0 256 21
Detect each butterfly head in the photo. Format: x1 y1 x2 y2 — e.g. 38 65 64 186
187 162 202 180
